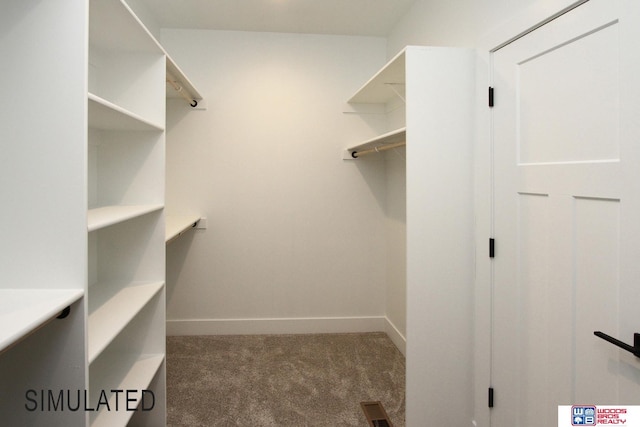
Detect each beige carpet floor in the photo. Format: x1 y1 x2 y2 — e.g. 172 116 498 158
166 332 406 426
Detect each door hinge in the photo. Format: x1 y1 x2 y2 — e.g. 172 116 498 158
489 238 495 258
488 387 494 408
488 86 495 107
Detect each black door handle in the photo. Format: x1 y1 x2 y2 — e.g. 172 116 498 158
594 331 640 358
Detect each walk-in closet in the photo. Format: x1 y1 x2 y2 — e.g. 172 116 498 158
4 0 637 426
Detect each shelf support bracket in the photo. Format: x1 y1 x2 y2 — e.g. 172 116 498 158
384 83 406 103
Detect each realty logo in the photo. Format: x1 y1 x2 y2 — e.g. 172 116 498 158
572 406 596 426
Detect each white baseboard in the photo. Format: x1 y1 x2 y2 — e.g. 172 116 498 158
166 316 387 336
167 315 407 356
384 316 406 356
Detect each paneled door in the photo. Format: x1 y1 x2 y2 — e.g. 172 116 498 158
491 0 640 425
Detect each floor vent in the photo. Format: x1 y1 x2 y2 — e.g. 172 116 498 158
361 401 394 427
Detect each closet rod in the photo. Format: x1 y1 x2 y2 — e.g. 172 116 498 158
352 141 406 158
166 77 198 107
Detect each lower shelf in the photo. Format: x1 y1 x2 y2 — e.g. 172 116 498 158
88 282 164 363
0 288 84 353
90 354 164 427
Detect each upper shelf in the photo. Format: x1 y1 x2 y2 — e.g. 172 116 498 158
166 56 203 106
91 0 203 107
0 289 84 353
348 49 406 104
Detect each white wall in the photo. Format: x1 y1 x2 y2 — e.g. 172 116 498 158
387 0 540 55
161 29 398 335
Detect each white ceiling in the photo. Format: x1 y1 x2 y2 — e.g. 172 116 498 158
139 0 417 37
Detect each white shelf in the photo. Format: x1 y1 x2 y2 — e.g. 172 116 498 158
0 289 84 353
90 354 164 427
166 214 200 243
348 48 407 104
88 282 164 363
88 93 164 131
88 204 163 232
346 126 406 156
166 56 202 104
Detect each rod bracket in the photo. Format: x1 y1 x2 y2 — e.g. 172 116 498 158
56 306 71 319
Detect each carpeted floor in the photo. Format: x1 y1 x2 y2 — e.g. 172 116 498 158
166 332 406 426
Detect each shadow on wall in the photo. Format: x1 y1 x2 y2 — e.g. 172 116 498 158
349 147 407 222
165 230 197 305
166 98 195 131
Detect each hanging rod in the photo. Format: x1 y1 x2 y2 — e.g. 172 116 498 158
166 77 199 107
351 141 406 158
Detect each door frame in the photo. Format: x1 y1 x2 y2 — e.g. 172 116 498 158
473 1 591 426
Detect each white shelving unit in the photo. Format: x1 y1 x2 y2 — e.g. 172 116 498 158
1 0 202 425
0 0 88 424
346 46 476 424
87 0 166 424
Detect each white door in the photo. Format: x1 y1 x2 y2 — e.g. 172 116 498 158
491 0 640 425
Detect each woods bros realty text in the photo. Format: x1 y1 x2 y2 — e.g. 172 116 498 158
24 389 155 412
559 405 640 426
